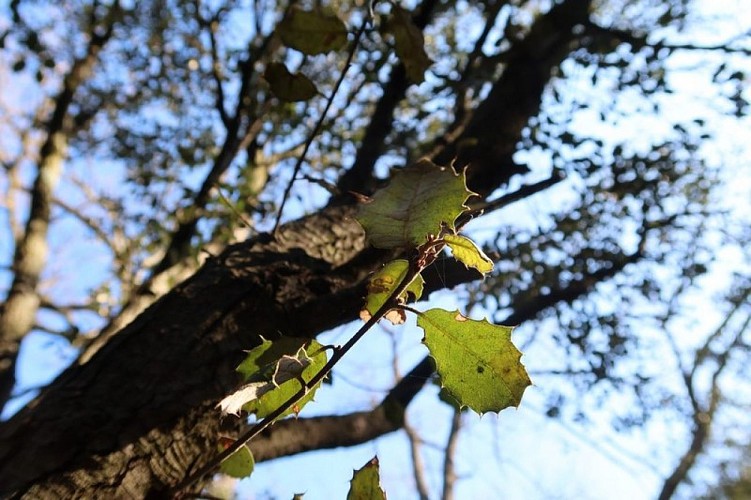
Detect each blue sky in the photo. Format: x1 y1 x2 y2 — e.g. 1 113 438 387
1 0 750 497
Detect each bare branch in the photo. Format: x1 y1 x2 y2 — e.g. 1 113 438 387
0 0 121 411
441 409 462 500
53 197 119 256
584 21 751 56
658 290 751 500
389 329 431 500
197 7 231 127
404 420 431 500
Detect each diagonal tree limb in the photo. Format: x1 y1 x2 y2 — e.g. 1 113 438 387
247 240 646 466
0 1 595 495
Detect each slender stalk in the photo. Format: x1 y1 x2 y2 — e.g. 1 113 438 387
172 260 423 496
272 14 370 233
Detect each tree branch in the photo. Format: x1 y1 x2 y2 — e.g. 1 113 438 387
0 0 120 412
658 290 751 500
434 0 592 196
197 8 231 128
441 408 462 500
330 0 441 203
250 356 435 463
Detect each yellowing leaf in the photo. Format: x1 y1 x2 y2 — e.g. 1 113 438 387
381 5 432 83
277 6 348 55
264 62 318 102
356 159 476 249
219 444 255 479
417 309 531 413
443 234 494 274
347 456 386 500
360 259 424 325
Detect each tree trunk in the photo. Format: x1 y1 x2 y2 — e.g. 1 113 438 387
0 207 377 497
0 1 592 496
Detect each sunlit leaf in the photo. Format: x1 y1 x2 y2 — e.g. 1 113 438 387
217 338 327 419
418 309 531 413
347 456 386 500
443 234 494 274
219 444 255 479
356 159 475 249
360 259 424 324
277 6 348 55
236 337 313 380
264 62 318 102
242 340 327 419
381 5 432 83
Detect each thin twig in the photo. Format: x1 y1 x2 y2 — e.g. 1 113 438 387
214 187 254 232
388 328 431 500
272 15 371 234
462 171 565 221
441 408 462 500
172 259 423 496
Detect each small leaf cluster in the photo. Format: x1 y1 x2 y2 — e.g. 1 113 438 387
218 337 327 418
215 338 328 479
356 159 531 414
266 5 433 102
214 160 531 486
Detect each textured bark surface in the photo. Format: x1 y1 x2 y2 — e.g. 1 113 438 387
0 1 593 496
0 207 376 497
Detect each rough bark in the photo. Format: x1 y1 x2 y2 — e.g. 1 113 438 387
0 1 592 496
246 238 642 465
0 207 374 497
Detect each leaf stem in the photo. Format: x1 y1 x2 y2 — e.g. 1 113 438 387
172 260 423 496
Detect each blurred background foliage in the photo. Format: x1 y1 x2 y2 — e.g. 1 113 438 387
1 0 749 497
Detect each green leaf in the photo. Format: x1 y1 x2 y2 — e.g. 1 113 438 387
381 5 432 83
360 259 424 324
277 6 348 55
443 234 494 274
219 444 255 479
417 309 531 414
264 62 318 102
347 456 386 500
217 338 327 418
242 340 327 419
356 159 476 249
236 337 308 380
